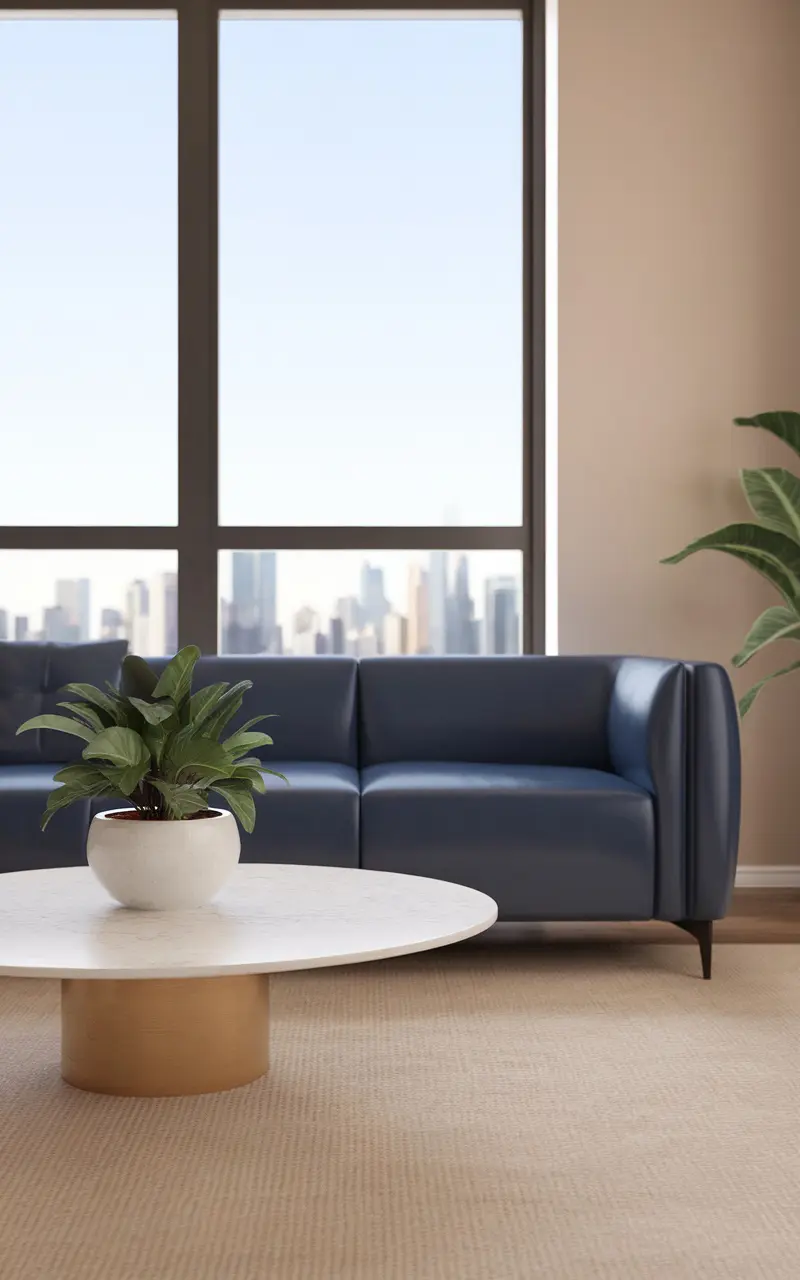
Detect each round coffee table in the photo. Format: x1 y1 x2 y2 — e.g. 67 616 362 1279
0 864 497 1097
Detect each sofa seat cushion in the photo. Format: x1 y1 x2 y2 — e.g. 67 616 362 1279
361 763 655 920
0 766 90 872
241 762 360 868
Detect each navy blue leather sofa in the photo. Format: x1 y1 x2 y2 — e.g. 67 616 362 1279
0 647 740 977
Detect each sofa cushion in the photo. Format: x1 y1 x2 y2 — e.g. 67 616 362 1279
148 656 358 767
92 761 361 869
0 641 128 765
0 765 90 871
360 762 655 920
244 762 359 868
359 657 617 769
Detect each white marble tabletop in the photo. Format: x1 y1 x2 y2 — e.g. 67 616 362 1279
0 864 498 979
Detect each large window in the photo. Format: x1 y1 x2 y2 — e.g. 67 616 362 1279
1 3 544 657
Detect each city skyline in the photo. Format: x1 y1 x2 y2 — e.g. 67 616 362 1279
220 550 521 656
0 552 520 657
0 570 178 657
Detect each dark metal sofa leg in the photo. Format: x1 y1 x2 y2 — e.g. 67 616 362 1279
675 920 713 979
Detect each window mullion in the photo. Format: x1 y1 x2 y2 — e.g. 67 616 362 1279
177 0 219 652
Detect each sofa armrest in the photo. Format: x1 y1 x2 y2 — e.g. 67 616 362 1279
682 662 741 920
608 658 687 919
608 658 741 921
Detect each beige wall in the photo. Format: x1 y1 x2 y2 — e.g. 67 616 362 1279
559 0 800 865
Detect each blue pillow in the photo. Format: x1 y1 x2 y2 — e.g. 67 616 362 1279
0 641 128 764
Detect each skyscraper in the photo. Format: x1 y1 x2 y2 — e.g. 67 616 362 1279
228 552 261 653
101 608 124 640
148 572 178 655
44 605 70 643
14 616 28 643
334 595 362 635
360 563 388 640
428 551 448 654
232 552 257 627
126 580 150 656
448 555 477 654
407 565 430 655
329 616 346 655
292 606 323 656
0 609 7 641
257 552 278 651
228 551 276 653
484 577 519 655
55 578 90 642
383 610 408 655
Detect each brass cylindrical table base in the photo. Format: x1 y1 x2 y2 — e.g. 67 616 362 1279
61 974 270 1097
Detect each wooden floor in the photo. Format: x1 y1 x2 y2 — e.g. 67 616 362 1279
461 890 800 950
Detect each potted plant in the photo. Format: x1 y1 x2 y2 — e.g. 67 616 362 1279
16 646 285 910
663 411 800 715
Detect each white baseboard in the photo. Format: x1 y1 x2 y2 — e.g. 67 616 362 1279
735 865 800 889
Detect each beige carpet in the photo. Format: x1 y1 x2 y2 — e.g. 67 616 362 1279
1 943 799 1280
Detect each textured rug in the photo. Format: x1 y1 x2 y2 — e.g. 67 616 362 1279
1 943 799 1280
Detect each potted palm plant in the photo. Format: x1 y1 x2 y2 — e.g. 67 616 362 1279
16 646 285 910
663 411 800 715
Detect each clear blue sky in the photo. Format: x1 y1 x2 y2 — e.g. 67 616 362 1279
0 16 522 631
220 17 522 527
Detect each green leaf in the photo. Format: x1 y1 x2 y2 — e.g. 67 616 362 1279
152 645 201 707
231 765 266 793
162 726 232 783
56 701 105 733
128 696 175 726
739 659 800 717
261 768 289 785
741 468 800 544
41 785 84 830
42 770 116 829
661 522 800 606
235 715 278 734
735 411 800 461
212 781 256 833
142 723 167 769
52 763 111 793
60 682 121 722
98 683 136 728
16 713 94 743
101 760 150 797
199 681 253 740
222 729 274 760
732 605 800 668
187 769 235 788
188 682 229 725
84 726 150 770
120 654 159 700
150 780 210 820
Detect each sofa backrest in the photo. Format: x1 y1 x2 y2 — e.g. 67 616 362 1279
150 656 359 766
0 641 128 764
359 656 617 768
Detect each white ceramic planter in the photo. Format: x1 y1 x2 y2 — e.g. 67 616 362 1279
87 808 240 911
